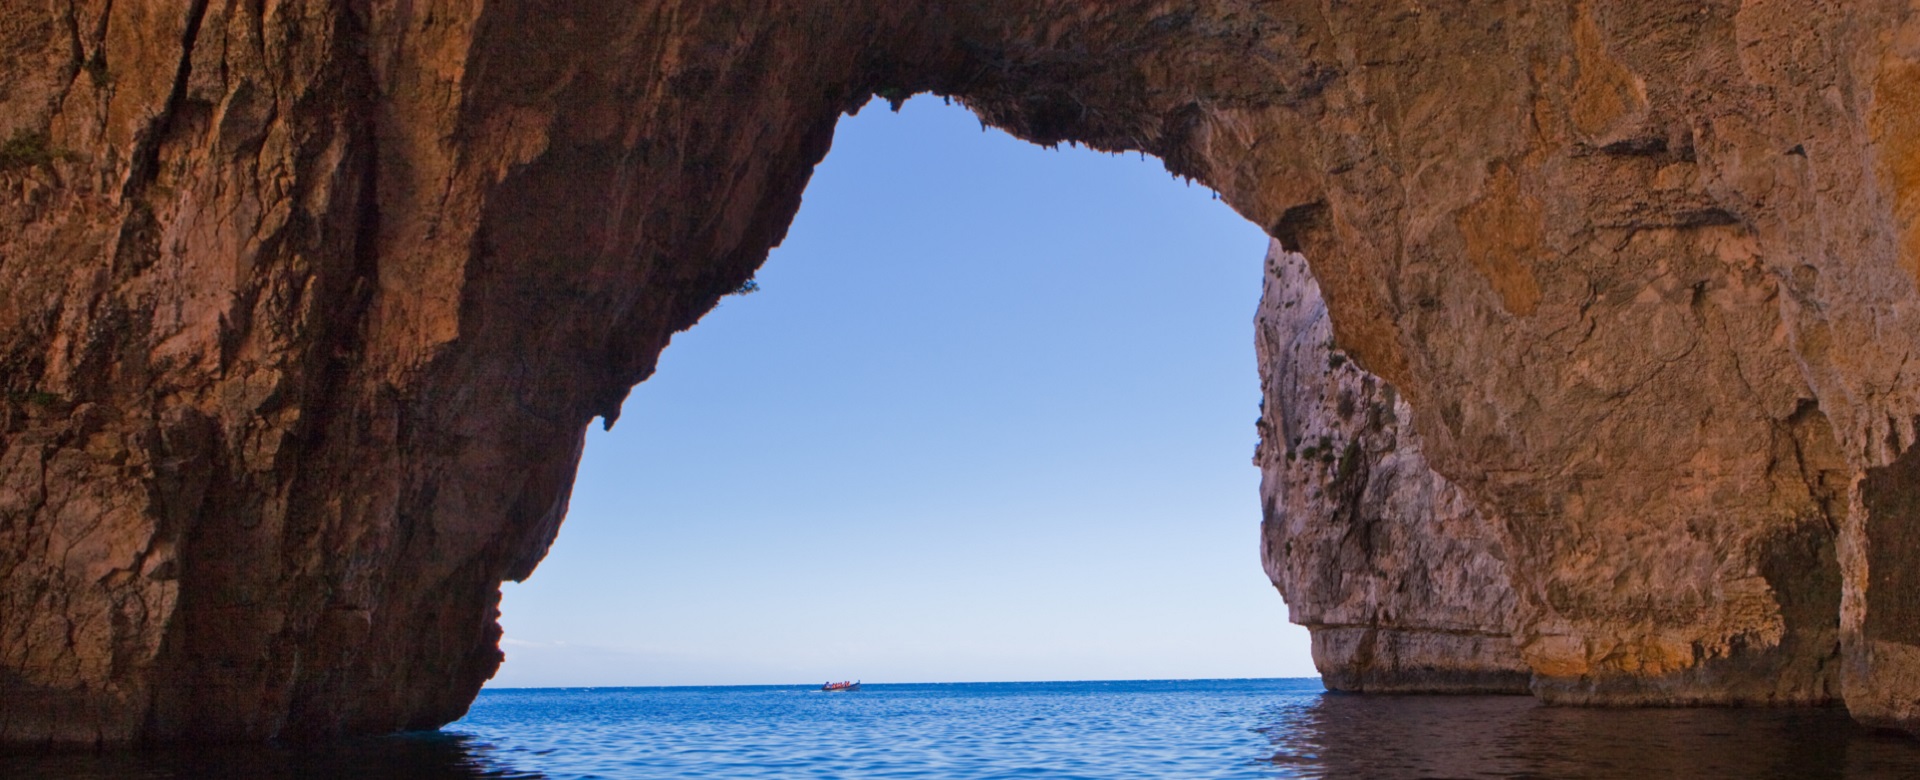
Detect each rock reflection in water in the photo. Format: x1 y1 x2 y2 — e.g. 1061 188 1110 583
1263 693 1920 779
0 732 541 780
9 683 1920 778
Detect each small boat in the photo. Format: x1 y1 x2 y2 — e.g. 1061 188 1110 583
821 680 861 692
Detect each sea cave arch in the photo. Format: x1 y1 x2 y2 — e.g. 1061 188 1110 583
2 0 1919 746
486 94 1309 689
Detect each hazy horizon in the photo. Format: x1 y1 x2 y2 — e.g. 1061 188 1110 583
487 95 1316 688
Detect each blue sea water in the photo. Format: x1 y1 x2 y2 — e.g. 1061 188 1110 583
9 678 1920 778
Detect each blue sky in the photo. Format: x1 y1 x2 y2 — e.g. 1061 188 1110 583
489 96 1315 687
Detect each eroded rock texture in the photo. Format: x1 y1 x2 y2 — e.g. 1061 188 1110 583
1257 244 1530 694
3 0 1920 745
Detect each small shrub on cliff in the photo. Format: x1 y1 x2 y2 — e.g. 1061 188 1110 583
730 279 760 296
1332 440 1361 483
874 86 911 111
0 131 67 172
1296 436 1336 464
5 389 61 406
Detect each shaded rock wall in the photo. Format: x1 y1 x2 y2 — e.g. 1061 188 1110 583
1257 244 1530 694
2 0 1919 744
0 0 919 745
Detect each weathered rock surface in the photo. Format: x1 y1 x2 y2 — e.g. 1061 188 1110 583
2 0 1920 745
1257 244 1530 694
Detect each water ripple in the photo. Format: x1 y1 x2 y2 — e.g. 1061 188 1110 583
7 680 1920 778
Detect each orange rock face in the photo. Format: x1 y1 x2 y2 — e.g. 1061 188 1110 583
2 0 1920 745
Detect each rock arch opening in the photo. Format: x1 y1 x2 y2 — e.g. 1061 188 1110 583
488 95 1308 688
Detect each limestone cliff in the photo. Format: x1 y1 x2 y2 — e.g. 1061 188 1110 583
1257 244 1529 694
2 0 1919 746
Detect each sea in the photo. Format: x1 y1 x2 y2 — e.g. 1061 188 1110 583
9 678 1920 779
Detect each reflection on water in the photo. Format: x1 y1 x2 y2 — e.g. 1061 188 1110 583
0 732 542 780
1262 693 1920 779
6 682 1920 779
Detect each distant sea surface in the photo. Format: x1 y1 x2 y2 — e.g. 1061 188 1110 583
10 678 1920 778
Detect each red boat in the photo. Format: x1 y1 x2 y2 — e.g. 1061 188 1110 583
821 680 861 692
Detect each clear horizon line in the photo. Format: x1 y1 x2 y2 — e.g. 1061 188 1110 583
482 675 1324 691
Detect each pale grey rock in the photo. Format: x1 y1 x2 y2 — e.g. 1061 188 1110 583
1257 244 1529 693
